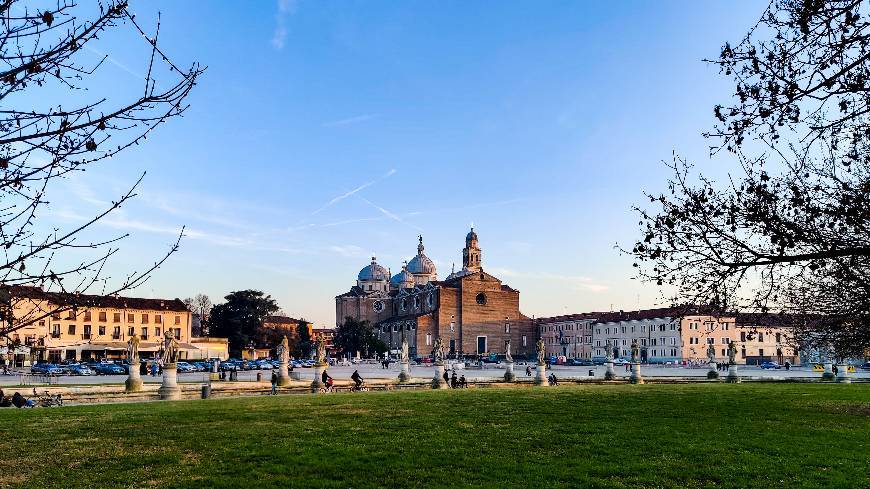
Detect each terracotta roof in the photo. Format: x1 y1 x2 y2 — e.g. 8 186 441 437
8 286 188 312
537 305 726 325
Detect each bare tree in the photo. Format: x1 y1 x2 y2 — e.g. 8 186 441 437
628 0 870 356
0 1 202 344
183 293 211 336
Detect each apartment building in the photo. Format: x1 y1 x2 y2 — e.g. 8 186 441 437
1 286 225 366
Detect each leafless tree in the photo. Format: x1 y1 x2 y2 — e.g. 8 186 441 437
183 293 211 335
628 0 870 356
0 0 202 345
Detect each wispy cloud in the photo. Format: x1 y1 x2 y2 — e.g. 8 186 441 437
271 0 297 50
329 244 366 257
357 196 422 231
321 114 379 128
308 168 396 217
488 267 609 293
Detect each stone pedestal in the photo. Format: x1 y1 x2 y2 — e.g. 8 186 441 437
707 362 719 380
726 363 740 383
277 360 291 387
158 363 181 400
503 362 516 382
534 363 547 385
836 364 851 384
604 361 615 380
821 362 835 381
629 362 644 384
432 363 447 389
125 361 143 392
311 363 326 392
398 361 411 383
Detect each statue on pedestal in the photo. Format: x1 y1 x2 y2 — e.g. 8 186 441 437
727 340 737 365
160 330 179 365
630 339 639 363
400 337 409 363
605 339 614 362
432 336 445 364
505 338 513 363
277 335 290 364
315 333 327 365
536 338 545 365
127 334 140 363
706 342 716 364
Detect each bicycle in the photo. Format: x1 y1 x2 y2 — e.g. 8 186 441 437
37 391 63 407
350 382 368 392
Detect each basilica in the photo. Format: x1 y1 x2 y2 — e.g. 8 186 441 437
335 228 536 359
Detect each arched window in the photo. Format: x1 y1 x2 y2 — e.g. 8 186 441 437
476 293 487 305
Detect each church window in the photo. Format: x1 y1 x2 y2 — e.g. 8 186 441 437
427 294 434 307
373 301 384 313
522 335 527 347
475 293 487 305
400 299 407 312
414 296 420 309
504 323 510 333
426 334 432 346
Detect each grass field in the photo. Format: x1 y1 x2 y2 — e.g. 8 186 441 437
1 383 869 488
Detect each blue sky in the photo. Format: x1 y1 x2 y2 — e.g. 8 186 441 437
37 1 762 326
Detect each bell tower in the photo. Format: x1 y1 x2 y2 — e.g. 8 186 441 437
462 227 482 272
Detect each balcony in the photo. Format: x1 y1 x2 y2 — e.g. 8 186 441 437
82 334 92 340
112 334 121 340
50 333 61 339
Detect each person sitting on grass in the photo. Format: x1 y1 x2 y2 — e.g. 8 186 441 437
459 375 468 388
548 373 558 386
351 369 363 390
450 371 458 389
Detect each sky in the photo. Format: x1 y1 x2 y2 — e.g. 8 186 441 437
30 1 764 327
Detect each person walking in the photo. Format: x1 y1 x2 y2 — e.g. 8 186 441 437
443 369 450 387
270 370 278 395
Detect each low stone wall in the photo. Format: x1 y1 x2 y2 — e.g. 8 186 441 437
6 374 865 406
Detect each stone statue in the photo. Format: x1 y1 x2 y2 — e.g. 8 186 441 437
160 329 180 365
127 334 140 362
605 339 614 362
277 335 290 364
727 340 737 365
401 337 409 363
315 333 327 365
504 338 513 363
630 339 639 363
707 342 716 363
536 338 545 365
432 336 445 363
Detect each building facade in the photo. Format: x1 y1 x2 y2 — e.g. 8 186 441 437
554 307 802 365
335 229 535 359
0 286 226 366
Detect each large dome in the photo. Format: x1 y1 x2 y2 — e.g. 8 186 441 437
407 254 436 275
358 257 389 281
408 235 436 276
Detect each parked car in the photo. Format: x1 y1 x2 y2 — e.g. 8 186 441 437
176 362 197 373
860 362 870 371
68 364 95 376
612 358 629 366
760 361 782 370
219 361 239 371
31 363 64 375
569 358 595 367
92 363 126 375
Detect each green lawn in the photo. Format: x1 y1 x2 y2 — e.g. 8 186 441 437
1 384 869 488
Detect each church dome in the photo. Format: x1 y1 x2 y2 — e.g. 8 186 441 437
466 227 478 241
391 262 415 289
358 257 389 282
407 235 436 276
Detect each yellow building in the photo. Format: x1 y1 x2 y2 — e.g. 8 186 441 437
1 286 227 366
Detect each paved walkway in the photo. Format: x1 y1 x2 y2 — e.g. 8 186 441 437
2 363 866 386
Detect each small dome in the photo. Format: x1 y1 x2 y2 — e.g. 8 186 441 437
466 227 478 241
358 256 389 281
391 262 415 288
